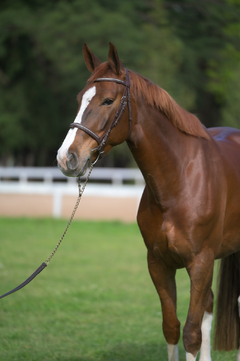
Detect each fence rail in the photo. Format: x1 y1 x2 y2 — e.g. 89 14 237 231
0 167 144 185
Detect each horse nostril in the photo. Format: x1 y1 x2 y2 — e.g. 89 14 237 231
66 152 78 170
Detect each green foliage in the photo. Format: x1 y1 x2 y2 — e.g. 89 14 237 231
1 0 240 165
165 0 240 125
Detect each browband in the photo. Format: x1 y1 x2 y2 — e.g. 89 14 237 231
94 78 129 87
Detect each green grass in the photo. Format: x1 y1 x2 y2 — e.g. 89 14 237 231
0 218 237 360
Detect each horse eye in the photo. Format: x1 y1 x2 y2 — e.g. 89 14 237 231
102 99 114 106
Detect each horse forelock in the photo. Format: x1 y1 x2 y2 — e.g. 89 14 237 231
87 62 112 83
86 63 209 140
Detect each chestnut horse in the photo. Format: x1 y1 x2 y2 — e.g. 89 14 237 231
57 43 240 361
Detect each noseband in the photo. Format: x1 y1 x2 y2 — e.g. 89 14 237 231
69 68 132 165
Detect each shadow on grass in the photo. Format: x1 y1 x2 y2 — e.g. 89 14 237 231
58 343 238 361
59 342 168 361
60 342 240 361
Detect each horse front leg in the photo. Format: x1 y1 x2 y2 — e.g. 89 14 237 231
199 289 214 361
184 251 215 361
147 251 180 361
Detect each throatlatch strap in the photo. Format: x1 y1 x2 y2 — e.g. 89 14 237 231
0 262 47 300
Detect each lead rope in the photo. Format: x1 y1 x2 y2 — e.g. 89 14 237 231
0 163 94 300
45 163 94 265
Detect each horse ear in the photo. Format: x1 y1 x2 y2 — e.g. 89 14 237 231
83 43 101 73
108 42 124 75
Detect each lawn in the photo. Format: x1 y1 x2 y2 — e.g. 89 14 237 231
0 218 237 360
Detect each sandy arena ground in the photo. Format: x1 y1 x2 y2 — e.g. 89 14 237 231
0 192 141 223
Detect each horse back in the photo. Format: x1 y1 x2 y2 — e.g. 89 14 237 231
209 126 240 175
209 127 240 257
209 126 240 147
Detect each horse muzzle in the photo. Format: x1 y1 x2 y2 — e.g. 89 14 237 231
57 151 89 177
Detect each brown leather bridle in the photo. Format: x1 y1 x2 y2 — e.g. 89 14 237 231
69 68 132 165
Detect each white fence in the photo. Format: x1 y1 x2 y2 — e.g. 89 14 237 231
0 166 144 185
0 167 145 220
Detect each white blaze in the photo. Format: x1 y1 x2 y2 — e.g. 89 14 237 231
57 86 96 162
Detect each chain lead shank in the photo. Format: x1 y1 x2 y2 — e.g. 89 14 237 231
45 163 94 265
0 163 94 300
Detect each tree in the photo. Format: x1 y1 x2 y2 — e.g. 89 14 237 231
164 0 240 127
1 0 240 166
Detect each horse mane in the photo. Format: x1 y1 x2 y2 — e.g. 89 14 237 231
129 70 209 139
88 63 210 139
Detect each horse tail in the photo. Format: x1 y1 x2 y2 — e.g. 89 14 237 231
214 251 240 351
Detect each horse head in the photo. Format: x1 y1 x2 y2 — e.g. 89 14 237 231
57 43 132 177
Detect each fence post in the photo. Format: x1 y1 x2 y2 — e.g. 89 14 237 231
53 189 62 218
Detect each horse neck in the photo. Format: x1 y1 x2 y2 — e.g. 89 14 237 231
127 102 196 205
